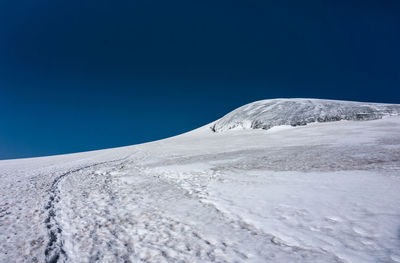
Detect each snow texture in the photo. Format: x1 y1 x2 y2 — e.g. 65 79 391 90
1 99 400 263
211 98 400 132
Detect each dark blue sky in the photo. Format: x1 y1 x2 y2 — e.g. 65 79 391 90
1 0 399 159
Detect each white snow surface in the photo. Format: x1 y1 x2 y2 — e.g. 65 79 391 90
1 99 400 263
211 98 400 132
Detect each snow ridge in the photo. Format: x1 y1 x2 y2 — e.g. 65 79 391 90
211 98 400 132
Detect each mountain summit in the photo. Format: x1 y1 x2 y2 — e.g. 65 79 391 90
211 98 400 132
1 98 400 262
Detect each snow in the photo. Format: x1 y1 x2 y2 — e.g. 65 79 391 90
205 170 400 262
211 98 400 132
1 99 400 262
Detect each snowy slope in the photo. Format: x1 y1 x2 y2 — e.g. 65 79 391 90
1 99 400 263
211 98 400 132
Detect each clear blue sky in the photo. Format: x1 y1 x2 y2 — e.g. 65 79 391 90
1 0 399 159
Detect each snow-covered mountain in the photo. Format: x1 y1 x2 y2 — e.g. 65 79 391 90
1 99 400 263
211 98 400 132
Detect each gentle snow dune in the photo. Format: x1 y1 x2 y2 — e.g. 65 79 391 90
211 98 400 132
1 99 400 263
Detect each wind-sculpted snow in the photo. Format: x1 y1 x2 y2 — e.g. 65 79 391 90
211 98 400 132
1 101 400 263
